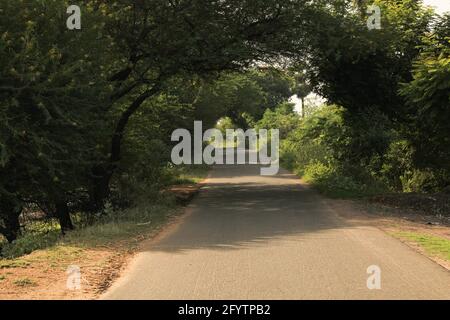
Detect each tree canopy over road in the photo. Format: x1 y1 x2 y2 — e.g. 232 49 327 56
0 0 449 250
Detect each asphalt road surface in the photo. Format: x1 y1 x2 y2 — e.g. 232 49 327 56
103 162 450 299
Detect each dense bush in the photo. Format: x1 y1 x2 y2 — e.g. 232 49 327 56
278 104 447 197
257 102 299 139
279 105 388 197
399 22 450 191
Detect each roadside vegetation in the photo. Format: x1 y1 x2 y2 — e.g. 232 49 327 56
0 165 208 299
269 4 448 206
391 231 450 263
0 165 208 259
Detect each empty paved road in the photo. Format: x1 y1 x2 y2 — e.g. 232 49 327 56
103 163 450 299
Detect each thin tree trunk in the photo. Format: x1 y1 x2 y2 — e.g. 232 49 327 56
55 201 74 235
301 97 305 118
89 84 162 210
0 196 22 243
89 164 112 213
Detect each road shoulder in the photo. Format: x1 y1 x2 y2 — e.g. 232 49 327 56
326 197 450 271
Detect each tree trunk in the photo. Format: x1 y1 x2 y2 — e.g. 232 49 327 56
89 164 113 213
0 196 22 243
55 201 74 235
301 97 305 118
89 85 161 210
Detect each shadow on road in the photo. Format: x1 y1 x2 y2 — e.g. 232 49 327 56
146 164 349 253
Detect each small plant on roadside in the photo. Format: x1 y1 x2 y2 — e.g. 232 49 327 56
13 277 37 287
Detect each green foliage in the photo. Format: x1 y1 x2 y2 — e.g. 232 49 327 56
280 98 449 196
1 221 61 258
0 0 111 240
306 0 434 119
191 69 294 131
216 117 236 134
116 139 172 204
302 162 381 198
401 169 450 193
288 1 449 195
400 31 450 180
257 102 299 139
1 229 61 259
194 70 293 130
249 69 294 113
379 139 414 191
281 105 390 197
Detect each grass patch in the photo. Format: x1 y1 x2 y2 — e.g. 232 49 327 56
391 231 450 261
62 201 177 248
0 259 31 269
13 277 37 287
169 164 210 185
0 275 6 281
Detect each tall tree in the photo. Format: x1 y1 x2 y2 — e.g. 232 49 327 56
400 14 450 183
293 72 312 118
0 0 111 239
